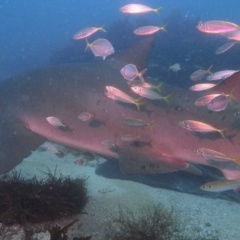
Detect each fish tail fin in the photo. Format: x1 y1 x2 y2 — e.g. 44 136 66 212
135 99 144 111
148 122 154 129
155 7 162 14
228 88 237 104
135 97 143 103
85 39 90 52
100 25 107 32
155 82 163 92
138 68 147 82
163 94 171 104
219 128 228 138
161 23 167 32
168 65 172 71
233 158 240 165
207 64 213 74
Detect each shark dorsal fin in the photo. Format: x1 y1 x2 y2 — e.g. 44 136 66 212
108 36 154 72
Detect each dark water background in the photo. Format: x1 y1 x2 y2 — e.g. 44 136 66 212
0 0 240 88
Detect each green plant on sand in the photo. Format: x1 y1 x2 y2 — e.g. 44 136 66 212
104 203 220 240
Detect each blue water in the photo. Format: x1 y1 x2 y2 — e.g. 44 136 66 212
0 0 240 82
1 1 240 238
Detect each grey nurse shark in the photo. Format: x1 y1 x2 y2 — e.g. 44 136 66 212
1 37 240 186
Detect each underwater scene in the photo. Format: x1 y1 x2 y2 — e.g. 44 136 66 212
1 0 240 239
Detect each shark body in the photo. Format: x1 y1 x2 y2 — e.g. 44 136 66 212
1 37 240 183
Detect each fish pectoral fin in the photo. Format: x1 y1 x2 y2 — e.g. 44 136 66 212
118 146 188 175
0 120 46 174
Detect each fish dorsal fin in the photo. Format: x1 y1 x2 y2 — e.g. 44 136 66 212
108 36 154 72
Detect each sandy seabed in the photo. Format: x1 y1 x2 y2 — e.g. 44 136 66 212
0 149 240 240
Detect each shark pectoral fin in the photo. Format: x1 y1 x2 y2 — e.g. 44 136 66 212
118 146 188 175
0 120 46 175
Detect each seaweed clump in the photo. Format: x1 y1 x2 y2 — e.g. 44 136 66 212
104 203 220 240
47 220 91 240
0 170 88 226
104 204 181 240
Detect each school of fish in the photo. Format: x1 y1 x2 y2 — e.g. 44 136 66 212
3 3 240 194
49 4 240 193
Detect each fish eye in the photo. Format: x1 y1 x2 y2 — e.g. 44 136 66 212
234 110 240 117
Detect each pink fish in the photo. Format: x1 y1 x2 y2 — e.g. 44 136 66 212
189 83 217 91
85 38 114 60
120 4 161 14
120 64 146 81
226 30 240 41
194 94 221 106
197 20 240 34
207 95 228 112
73 26 106 40
133 25 167 35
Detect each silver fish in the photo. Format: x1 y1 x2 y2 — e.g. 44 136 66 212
190 65 213 81
123 117 153 127
46 116 65 128
121 134 140 141
85 38 114 60
131 85 170 103
168 63 181 72
78 112 93 121
215 41 235 54
200 179 240 192
133 25 166 35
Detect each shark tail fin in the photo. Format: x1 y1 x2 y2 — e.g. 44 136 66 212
0 120 46 175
